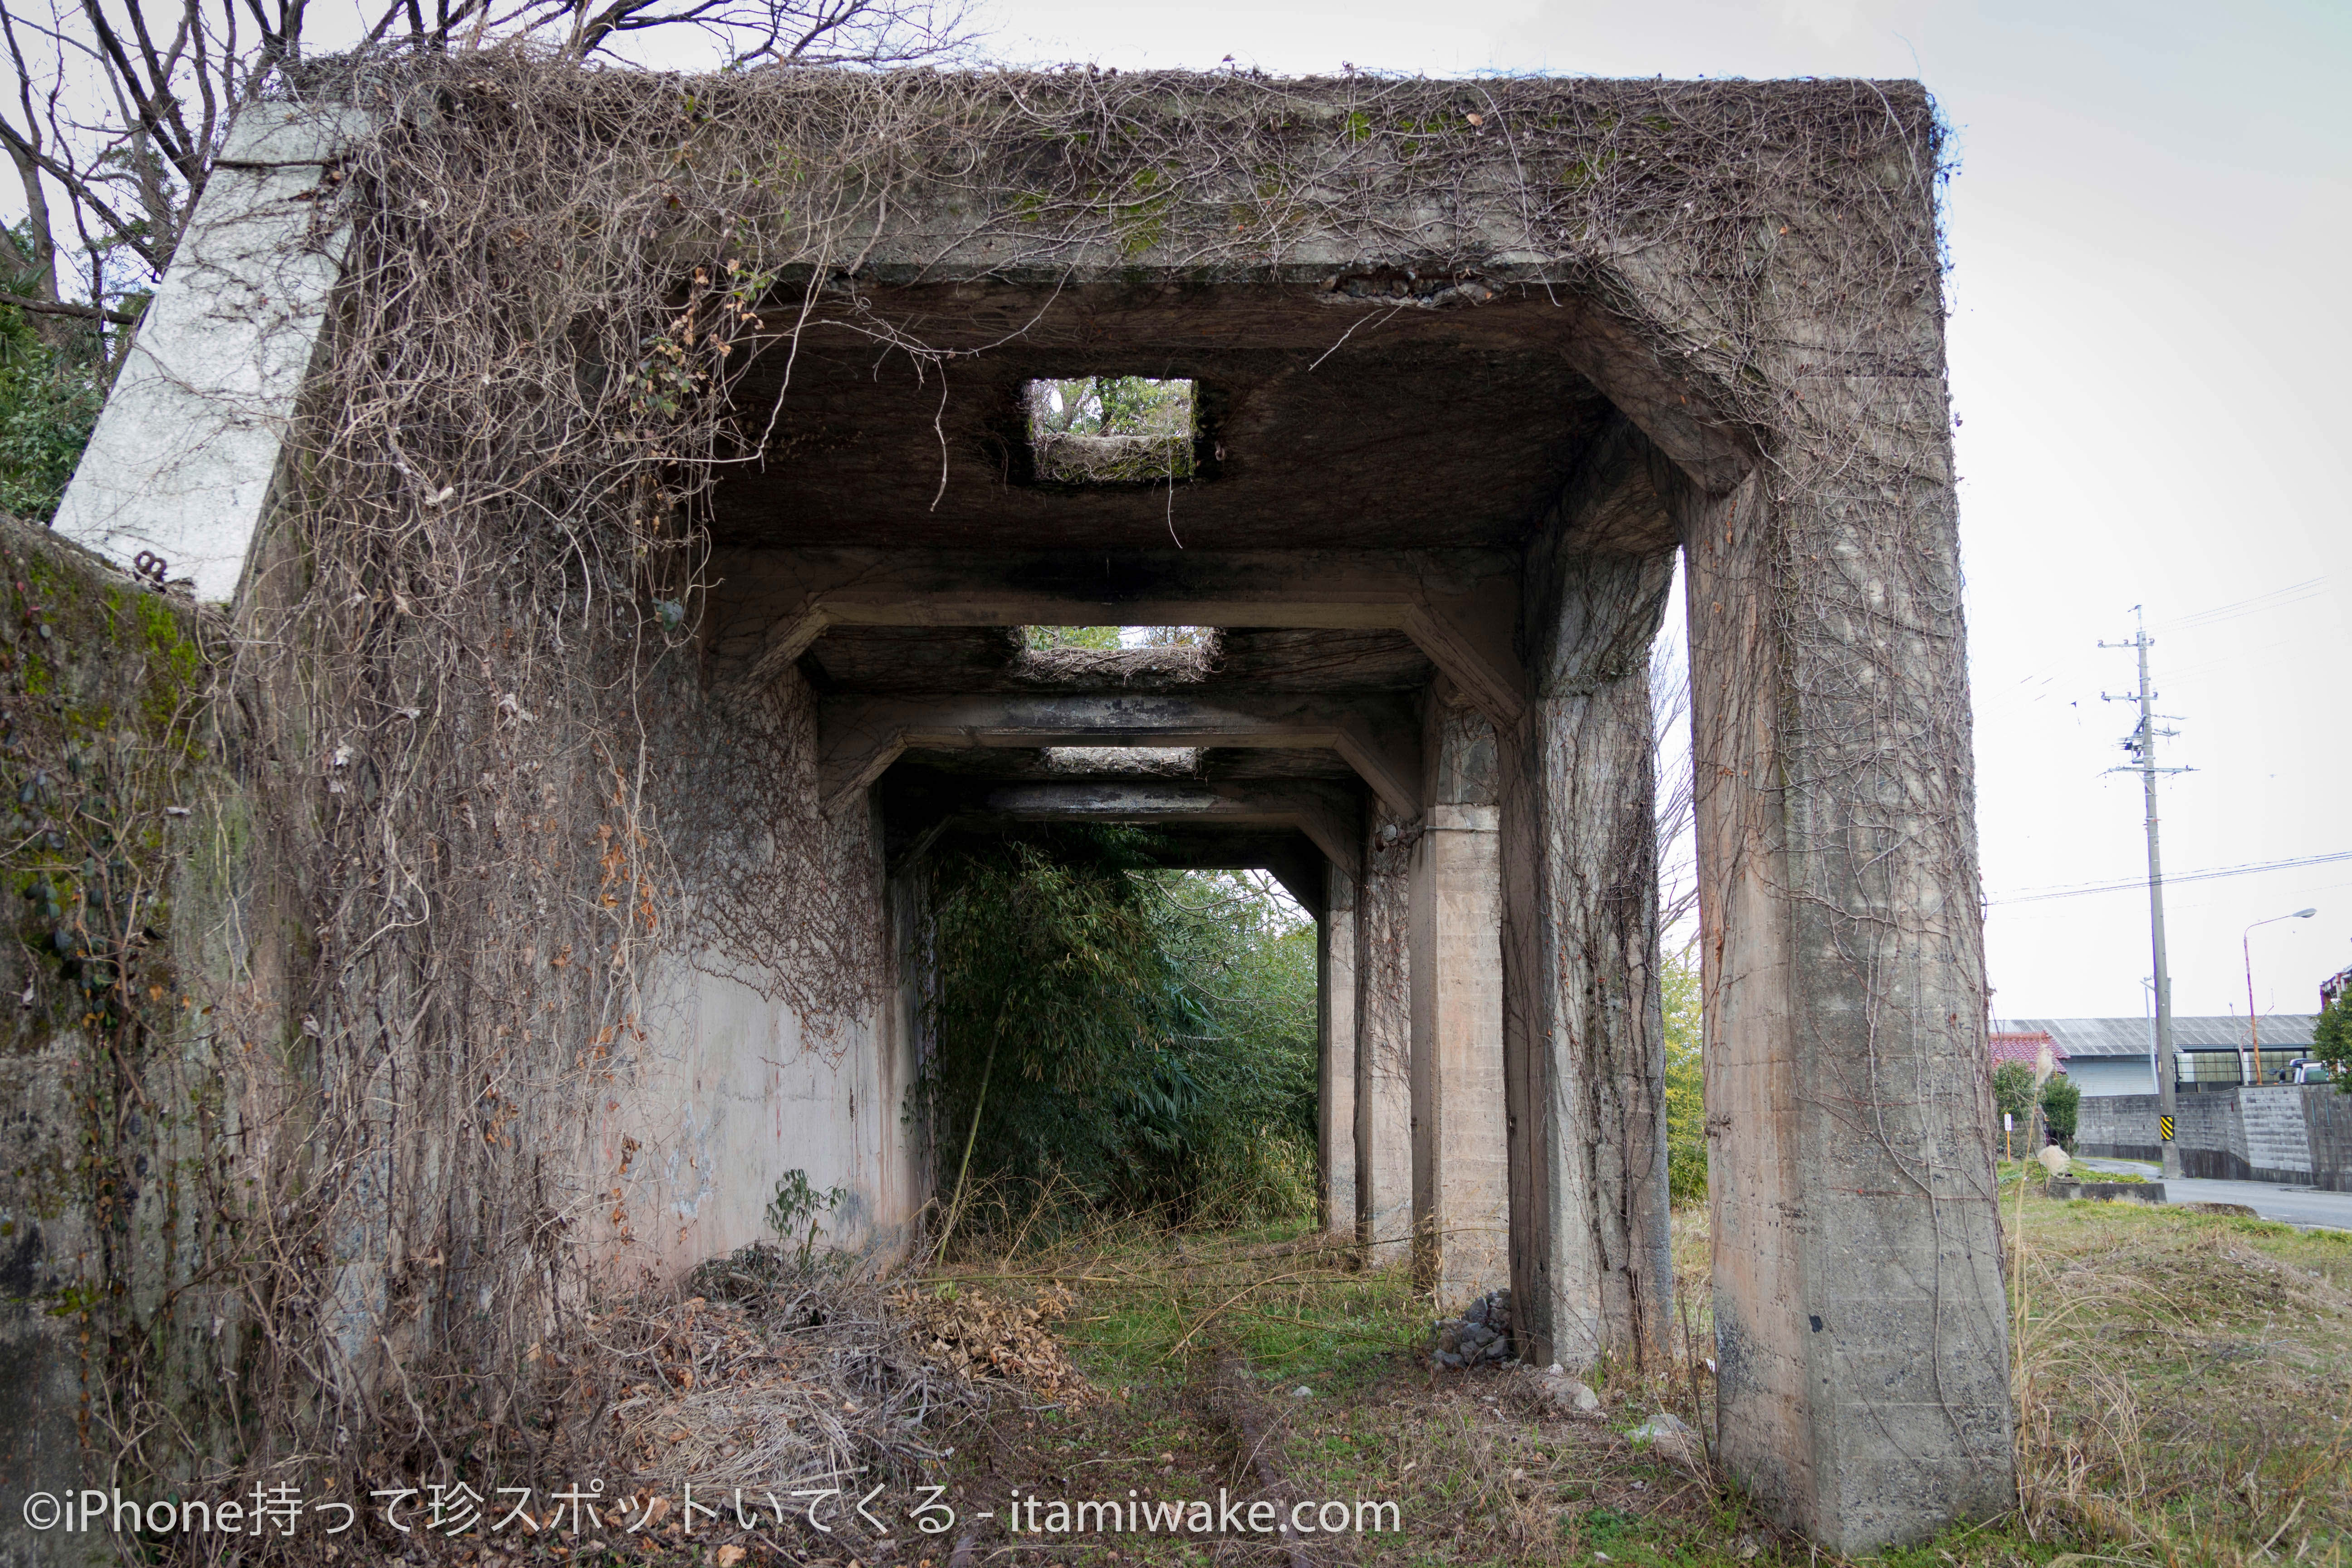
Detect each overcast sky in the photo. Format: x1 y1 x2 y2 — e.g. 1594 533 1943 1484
975 0 2352 1025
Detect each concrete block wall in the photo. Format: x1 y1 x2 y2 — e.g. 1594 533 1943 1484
2308 1091 2352 1192
2076 1085 2352 1191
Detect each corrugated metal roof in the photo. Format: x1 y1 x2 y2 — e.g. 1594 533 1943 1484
1994 1016 2318 1058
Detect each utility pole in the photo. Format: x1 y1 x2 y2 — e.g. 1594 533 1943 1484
2102 608 2190 1179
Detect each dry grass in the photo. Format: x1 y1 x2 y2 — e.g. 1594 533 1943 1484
918 1196 2352 1566
593 1282 949 1499
302 1195 2350 1565
2005 1179 2352 1566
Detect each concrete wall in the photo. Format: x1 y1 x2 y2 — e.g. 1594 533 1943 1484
612 671 928 1274
0 518 926 1566
0 518 224 1568
2078 1084 2352 1191
614 954 918 1277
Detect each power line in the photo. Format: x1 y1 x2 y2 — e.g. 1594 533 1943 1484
2157 577 2328 633
1973 575 2331 718
1989 848 2352 906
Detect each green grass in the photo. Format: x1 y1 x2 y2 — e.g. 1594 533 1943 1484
920 1196 2352 1566
1009 1216 1427 1397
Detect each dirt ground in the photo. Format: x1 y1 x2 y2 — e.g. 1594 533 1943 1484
907 1177 2352 1568
342 1177 2352 1568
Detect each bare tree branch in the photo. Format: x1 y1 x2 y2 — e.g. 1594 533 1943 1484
0 286 137 321
1 0 979 328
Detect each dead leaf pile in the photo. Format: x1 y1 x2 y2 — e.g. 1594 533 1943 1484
894 1283 1091 1404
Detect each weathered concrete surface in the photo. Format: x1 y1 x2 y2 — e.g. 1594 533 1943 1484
1319 867 1360 1238
611 675 927 1274
1355 800 1415 1263
1501 427 1678 1369
818 690 1422 814
33 71 2008 1556
1675 431 2012 1541
1408 693 1509 1311
620 962 914 1269
52 107 353 602
0 518 220 1568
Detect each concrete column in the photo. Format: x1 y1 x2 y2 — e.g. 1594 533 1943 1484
1501 426 1680 1371
1318 865 1360 1238
1409 691 1509 1310
880 847 938 1255
1354 800 1414 1264
1673 392 2013 1541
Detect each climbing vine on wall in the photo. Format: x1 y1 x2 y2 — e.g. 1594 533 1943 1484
0 518 218 1494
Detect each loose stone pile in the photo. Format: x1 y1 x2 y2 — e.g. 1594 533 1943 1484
1428 1288 1513 1368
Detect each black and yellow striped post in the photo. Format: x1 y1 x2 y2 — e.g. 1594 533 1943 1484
2160 1114 2175 1143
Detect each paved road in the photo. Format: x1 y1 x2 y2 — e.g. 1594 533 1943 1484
2074 1157 2352 1232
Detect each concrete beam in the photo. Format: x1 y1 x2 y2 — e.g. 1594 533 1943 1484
708 547 1526 725
977 780 1362 882
818 690 1422 816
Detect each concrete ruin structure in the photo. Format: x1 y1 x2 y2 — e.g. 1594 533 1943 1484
17 69 2013 1554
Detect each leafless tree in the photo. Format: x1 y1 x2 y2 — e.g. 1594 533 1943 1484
0 0 975 338
1652 612 1698 945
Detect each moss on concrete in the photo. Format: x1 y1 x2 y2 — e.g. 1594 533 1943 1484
0 511 230 1534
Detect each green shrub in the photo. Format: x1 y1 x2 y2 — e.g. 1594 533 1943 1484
2039 1072 2080 1147
2314 991 2352 1092
1662 948 1706 1206
923 831 1320 1246
1992 1059 2038 1128
0 308 104 522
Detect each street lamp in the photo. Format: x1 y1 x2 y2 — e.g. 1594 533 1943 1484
2244 908 2318 1083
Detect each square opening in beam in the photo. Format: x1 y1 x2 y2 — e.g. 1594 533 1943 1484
1024 626 1211 650
1025 376 1196 483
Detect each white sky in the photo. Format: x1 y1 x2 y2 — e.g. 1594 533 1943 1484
975 0 2352 1024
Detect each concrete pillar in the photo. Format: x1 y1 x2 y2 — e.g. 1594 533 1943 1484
1408 691 1509 1310
880 848 938 1254
1673 390 2014 1543
1353 799 1414 1264
1318 865 1359 1238
1501 428 1679 1371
